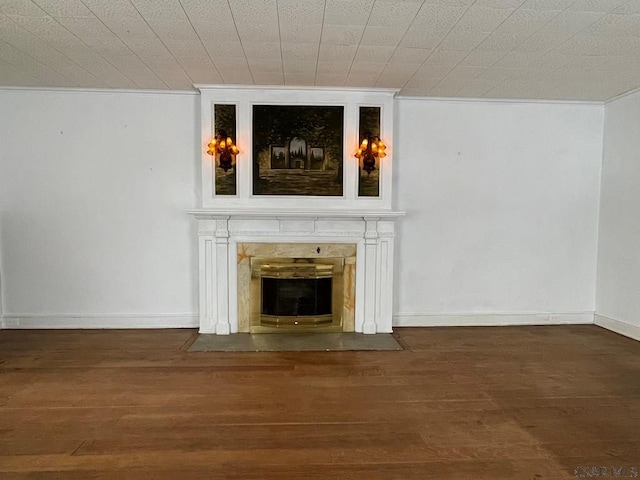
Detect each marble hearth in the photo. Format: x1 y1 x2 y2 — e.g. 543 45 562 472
189 210 403 334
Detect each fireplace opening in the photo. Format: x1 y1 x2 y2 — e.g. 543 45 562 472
251 257 344 333
262 277 333 318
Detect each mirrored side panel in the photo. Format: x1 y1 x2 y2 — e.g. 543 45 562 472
214 104 237 196
357 106 381 197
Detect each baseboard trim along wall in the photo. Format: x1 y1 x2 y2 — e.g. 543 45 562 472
8 314 635 337
594 315 640 342
2 314 198 329
393 312 595 327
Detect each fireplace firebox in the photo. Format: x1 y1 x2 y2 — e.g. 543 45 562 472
251 257 344 333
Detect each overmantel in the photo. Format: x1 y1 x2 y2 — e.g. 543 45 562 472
197 85 397 211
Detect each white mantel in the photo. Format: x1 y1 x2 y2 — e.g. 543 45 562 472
190 209 403 334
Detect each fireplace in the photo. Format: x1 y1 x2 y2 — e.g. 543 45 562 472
251 257 344 333
191 86 402 335
189 214 402 334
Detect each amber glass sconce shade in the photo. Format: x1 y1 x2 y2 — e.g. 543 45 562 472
354 134 386 175
207 130 239 172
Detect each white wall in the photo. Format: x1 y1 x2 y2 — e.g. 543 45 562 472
394 98 603 325
0 89 199 327
595 90 640 340
0 89 605 328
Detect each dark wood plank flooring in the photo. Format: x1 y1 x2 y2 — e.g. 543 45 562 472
0 326 639 479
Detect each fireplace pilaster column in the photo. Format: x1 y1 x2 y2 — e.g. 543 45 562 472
198 220 216 333
361 217 396 334
362 217 380 334
214 218 231 334
377 220 396 333
197 216 231 334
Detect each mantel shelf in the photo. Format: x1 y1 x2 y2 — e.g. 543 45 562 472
188 209 406 219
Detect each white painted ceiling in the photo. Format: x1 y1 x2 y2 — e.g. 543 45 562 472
1 0 640 101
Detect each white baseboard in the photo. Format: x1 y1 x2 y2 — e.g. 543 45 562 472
1 313 198 329
594 314 640 342
393 312 595 327
2 312 601 330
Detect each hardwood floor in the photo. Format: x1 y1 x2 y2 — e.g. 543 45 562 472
0 326 639 479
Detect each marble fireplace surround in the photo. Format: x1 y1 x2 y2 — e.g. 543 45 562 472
189 209 404 335
240 242 356 333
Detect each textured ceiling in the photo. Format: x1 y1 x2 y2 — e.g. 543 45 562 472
1 0 640 101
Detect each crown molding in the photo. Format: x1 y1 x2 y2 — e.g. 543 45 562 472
0 86 199 96
194 84 400 96
605 86 640 105
395 95 604 106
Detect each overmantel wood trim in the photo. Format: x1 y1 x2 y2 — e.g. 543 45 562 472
197 85 397 211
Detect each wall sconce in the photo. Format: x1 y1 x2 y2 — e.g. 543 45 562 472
354 134 386 175
207 130 239 172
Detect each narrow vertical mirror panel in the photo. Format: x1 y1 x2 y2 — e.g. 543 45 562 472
214 104 237 196
358 106 381 197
